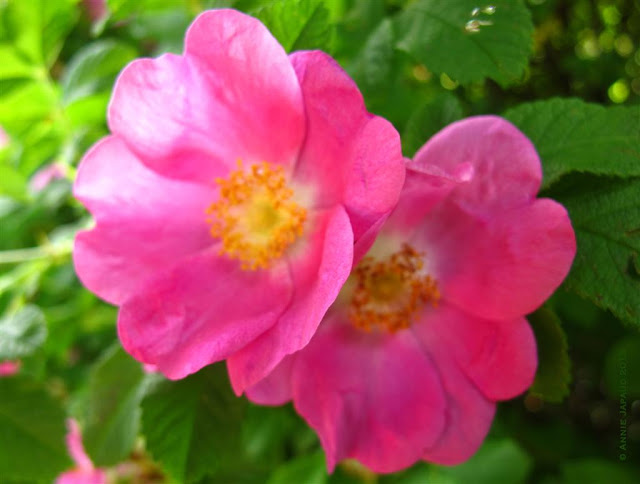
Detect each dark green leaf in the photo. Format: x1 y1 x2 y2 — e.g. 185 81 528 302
0 304 47 359
402 93 463 157
61 40 137 106
562 459 637 484
603 337 640 399
141 364 246 483
395 0 533 86
443 438 533 484
352 18 395 93
0 377 70 481
253 0 334 53
551 176 640 326
81 344 147 466
504 99 640 189
527 307 571 403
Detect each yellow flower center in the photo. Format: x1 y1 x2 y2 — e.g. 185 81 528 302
348 244 440 332
206 161 306 270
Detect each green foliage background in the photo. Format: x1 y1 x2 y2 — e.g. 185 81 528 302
0 0 638 482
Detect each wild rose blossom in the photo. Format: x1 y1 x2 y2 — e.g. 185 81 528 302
73 10 404 389
56 419 106 484
246 116 577 473
0 360 20 377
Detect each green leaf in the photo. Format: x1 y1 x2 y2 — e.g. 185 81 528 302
402 93 463 157
353 18 394 93
442 438 533 484
81 344 147 466
0 377 70 481
252 0 334 53
141 364 246 483
504 98 640 189
61 40 137 106
603 336 640 399
562 459 638 484
0 163 28 202
527 307 571 403
550 176 640 326
267 451 327 484
395 0 533 86
0 0 78 67
0 305 47 359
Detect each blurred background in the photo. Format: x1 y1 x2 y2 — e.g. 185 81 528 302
0 0 638 482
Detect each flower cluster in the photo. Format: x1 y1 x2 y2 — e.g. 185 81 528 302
74 9 576 474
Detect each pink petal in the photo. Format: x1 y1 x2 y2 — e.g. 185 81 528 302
290 51 404 248
56 469 106 484
65 419 93 471
73 136 213 305
109 10 305 184
117 249 293 380
290 316 446 473
410 116 542 214
420 348 495 465
0 360 20 377
227 206 353 394
243 355 295 406
413 304 537 401
385 162 473 237
415 198 576 320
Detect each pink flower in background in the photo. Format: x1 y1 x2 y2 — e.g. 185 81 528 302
0 360 20 377
247 117 577 473
73 10 404 390
0 126 8 149
56 419 106 484
82 0 107 24
29 162 67 192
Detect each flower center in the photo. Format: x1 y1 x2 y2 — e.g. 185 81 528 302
348 243 440 332
206 161 306 270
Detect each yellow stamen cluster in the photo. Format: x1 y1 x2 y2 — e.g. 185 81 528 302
349 244 440 332
207 161 306 270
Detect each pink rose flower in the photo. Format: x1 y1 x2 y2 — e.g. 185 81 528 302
0 360 20 377
73 10 404 390
246 116 577 473
56 419 106 484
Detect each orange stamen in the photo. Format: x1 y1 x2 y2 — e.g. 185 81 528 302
349 244 440 332
206 161 306 270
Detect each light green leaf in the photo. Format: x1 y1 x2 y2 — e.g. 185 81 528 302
402 93 463 157
267 451 327 484
395 0 533 86
504 98 640 189
0 163 29 202
253 0 334 53
0 44 37 79
527 307 571 403
0 305 47 359
0 377 70 481
0 0 78 67
62 40 137 106
141 364 246 483
81 344 147 466
551 176 640 326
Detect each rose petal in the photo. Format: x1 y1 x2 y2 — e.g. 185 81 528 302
73 136 213 305
109 9 304 183
410 116 542 214
291 317 446 473
243 355 295 406
414 198 576 320
117 249 293 379
227 206 353 394
413 304 537 402
290 51 404 246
